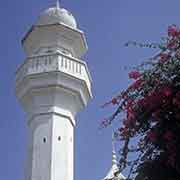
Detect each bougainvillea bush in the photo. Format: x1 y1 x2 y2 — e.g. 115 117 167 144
102 25 180 180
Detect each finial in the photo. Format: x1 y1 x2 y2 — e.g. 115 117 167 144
112 131 115 152
56 0 60 9
112 131 117 165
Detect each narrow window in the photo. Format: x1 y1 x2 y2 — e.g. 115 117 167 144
43 137 46 143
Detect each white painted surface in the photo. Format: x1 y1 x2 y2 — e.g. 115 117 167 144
37 7 77 29
22 23 87 58
51 114 74 180
15 4 92 180
16 53 92 94
25 113 74 180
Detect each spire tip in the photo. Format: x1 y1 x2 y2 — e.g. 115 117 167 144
56 0 60 9
112 131 117 165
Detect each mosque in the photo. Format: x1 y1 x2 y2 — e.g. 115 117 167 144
15 1 125 180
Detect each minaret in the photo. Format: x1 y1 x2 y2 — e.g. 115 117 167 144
15 1 92 180
103 134 126 180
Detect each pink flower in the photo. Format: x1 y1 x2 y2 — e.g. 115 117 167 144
161 87 172 97
127 109 136 121
123 119 132 127
111 98 118 105
124 108 136 128
154 78 161 86
168 25 179 37
163 130 173 141
125 99 134 110
130 79 143 90
146 91 162 109
138 98 148 108
176 91 180 98
121 91 128 99
173 91 180 107
119 127 129 138
175 50 180 59
159 53 170 63
148 90 155 97
167 39 179 49
128 71 141 79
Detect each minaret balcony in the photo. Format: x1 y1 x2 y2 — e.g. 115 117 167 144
16 52 91 90
15 52 92 117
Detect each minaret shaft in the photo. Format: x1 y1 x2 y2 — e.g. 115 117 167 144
26 113 74 180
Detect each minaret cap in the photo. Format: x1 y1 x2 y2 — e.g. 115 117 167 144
36 0 77 28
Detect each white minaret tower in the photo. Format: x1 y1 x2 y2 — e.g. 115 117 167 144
15 1 92 180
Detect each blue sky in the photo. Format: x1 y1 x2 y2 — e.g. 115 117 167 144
2 0 180 179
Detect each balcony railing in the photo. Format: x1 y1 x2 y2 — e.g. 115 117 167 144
16 53 92 91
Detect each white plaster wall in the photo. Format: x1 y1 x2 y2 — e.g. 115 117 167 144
27 114 52 180
51 114 74 180
23 27 75 57
26 112 74 180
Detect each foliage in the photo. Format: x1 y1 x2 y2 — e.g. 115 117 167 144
102 25 180 180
